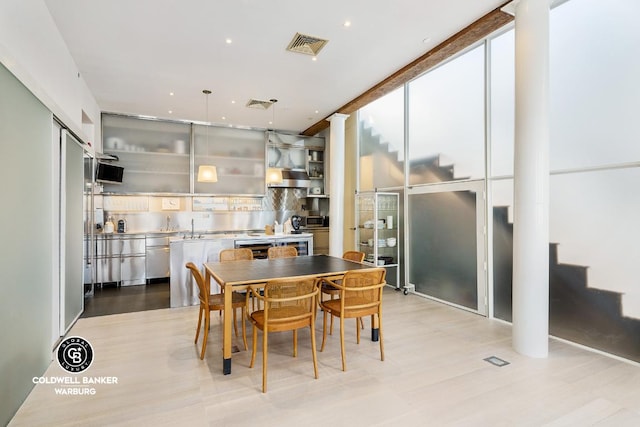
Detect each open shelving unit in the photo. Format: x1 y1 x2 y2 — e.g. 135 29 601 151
355 191 400 289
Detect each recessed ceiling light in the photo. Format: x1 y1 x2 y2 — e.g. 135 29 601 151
168 110 173 114
268 121 273 125
221 116 226 120
422 37 431 44
225 38 232 44
312 56 317 61
169 92 174 96
231 100 236 104
343 20 351 27
315 110 319 114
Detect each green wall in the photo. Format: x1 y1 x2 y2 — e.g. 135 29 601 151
0 63 54 425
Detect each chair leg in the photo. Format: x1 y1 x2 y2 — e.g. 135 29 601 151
378 312 384 361
293 329 298 357
310 324 318 379
262 328 268 393
356 317 361 344
195 306 203 344
250 324 257 368
359 317 365 329
241 307 248 351
233 307 238 337
329 294 335 335
340 315 346 371
200 311 210 360
321 310 328 352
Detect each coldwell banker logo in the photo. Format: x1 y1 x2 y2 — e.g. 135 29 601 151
57 336 93 373
32 336 119 395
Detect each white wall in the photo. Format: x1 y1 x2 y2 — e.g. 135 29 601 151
0 0 101 145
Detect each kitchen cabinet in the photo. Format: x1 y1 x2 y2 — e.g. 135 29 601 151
95 234 146 286
95 236 121 283
267 132 326 196
194 125 266 195
308 228 329 255
355 191 399 288
102 114 191 193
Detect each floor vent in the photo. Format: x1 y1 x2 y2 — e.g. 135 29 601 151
484 356 510 367
286 32 329 56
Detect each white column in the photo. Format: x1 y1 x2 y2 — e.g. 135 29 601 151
327 113 349 257
505 0 551 358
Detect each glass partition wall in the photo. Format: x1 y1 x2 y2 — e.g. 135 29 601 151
358 0 640 362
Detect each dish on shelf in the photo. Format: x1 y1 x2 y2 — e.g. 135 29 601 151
378 256 394 265
386 237 397 247
363 220 374 229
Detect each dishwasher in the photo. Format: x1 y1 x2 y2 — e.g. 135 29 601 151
146 235 171 281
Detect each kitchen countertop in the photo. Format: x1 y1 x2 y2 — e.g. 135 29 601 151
169 232 312 244
91 230 313 241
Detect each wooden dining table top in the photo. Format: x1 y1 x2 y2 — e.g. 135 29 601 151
204 254 378 287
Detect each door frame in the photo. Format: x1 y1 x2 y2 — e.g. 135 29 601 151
406 179 487 315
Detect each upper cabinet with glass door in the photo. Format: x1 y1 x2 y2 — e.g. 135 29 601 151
194 125 266 195
102 114 191 193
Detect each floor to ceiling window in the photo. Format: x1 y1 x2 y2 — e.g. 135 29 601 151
358 0 640 362
357 87 406 286
406 44 487 313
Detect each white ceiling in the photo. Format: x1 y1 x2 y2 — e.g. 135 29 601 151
44 0 506 134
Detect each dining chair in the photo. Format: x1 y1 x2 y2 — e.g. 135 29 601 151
246 277 320 392
267 245 298 259
186 262 248 360
319 268 386 371
219 247 261 310
320 251 366 334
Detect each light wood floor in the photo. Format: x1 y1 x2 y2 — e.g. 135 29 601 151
10 288 640 426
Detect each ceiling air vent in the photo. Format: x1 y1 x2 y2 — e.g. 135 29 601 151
246 99 275 110
286 32 329 56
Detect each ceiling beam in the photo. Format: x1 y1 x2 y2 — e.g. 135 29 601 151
302 3 514 136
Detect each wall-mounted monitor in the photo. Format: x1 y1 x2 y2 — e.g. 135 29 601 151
96 162 124 184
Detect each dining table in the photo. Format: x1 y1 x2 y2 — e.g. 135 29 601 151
204 254 380 374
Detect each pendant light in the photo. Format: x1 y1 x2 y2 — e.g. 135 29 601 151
266 98 283 184
197 89 218 183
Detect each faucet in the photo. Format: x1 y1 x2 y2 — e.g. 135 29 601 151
191 218 195 239
165 215 171 231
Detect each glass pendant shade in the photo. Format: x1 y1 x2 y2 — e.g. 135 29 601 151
197 165 218 182
266 167 283 184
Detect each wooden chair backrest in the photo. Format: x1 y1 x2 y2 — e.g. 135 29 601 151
341 268 387 306
267 245 298 259
219 248 254 262
185 262 208 307
343 251 365 263
261 277 319 331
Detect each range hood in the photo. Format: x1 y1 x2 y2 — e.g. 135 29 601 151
268 169 311 188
